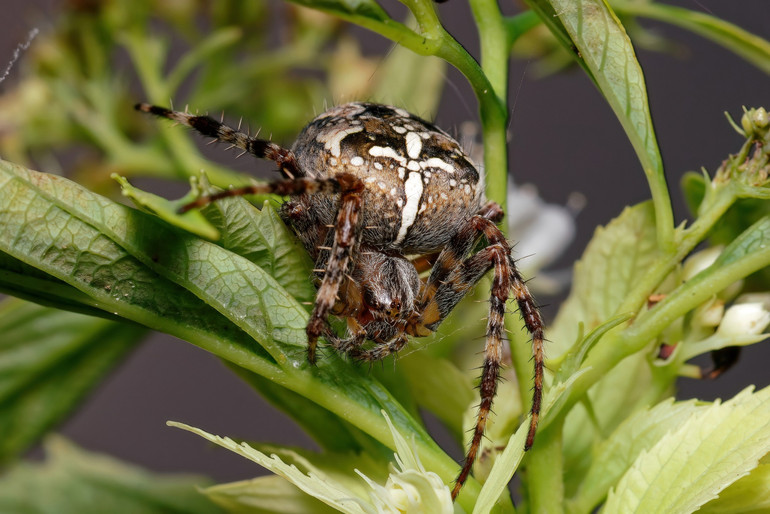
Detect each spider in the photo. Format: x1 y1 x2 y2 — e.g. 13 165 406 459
135 101 545 500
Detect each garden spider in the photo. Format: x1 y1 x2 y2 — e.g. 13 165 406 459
136 101 545 500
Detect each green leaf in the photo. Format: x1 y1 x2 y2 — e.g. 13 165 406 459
0 437 222 514
550 202 661 488
0 298 143 465
226 362 376 454
287 0 391 23
605 386 770 513
0 252 119 319
0 160 277 368
0 159 466 506
113 174 220 241
201 198 315 306
567 398 706 513
204 475 340 514
612 0 770 75
699 463 770 514
550 202 660 357
527 0 672 247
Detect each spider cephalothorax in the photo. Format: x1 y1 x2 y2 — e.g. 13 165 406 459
136 101 545 500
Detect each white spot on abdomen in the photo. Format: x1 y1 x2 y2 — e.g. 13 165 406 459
395 171 423 244
369 145 406 165
350 156 364 166
406 132 422 159
421 157 456 174
317 126 364 157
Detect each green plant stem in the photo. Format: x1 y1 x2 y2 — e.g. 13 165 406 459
508 315 535 420
469 0 510 211
526 418 564 513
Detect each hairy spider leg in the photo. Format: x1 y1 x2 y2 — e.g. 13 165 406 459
304 176 364 363
176 172 364 364
134 103 302 179
408 214 544 500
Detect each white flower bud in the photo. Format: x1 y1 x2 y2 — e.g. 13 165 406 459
717 302 770 337
692 298 725 328
682 246 723 281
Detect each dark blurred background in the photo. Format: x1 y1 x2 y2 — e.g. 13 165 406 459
1 0 768 484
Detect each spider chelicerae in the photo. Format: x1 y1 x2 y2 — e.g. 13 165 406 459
135 101 545 500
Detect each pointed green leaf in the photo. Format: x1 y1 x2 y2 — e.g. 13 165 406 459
169 422 371 514
0 159 278 371
0 298 144 464
567 398 706 512
605 386 770 513
0 437 221 514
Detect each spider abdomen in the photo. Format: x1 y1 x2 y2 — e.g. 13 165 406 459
291 102 483 253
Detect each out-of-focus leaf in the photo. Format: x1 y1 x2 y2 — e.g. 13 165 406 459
370 38 447 119
398 352 474 440
0 437 222 514
612 0 770 75
605 386 770 513
226 362 376 454
287 0 391 23
0 298 144 465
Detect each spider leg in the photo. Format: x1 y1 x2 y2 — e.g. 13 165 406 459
410 214 544 500
135 103 301 178
177 175 350 213
414 202 505 328
304 175 365 364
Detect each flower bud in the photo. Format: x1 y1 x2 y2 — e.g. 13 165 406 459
717 302 770 337
682 246 723 281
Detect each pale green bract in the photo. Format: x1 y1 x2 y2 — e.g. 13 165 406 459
605 385 770 513
168 412 456 514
